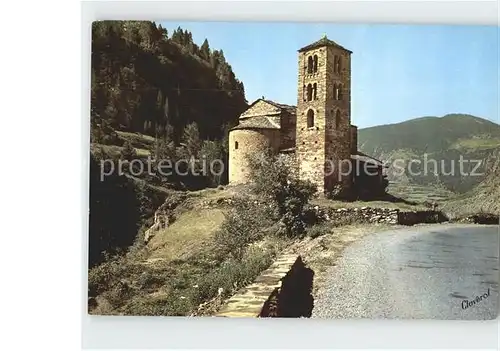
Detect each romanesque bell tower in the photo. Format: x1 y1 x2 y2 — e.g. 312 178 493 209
295 35 352 195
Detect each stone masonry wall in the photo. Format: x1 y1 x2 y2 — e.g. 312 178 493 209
324 46 352 193
295 45 353 195
296 48 328 192
350 125 358 154
280 110 297 150
228 128 280 184
314 206 449 226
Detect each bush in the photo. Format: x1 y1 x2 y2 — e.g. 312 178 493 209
306 223 329 239
194 246 274 304
213 197 272 261
247 149 317 237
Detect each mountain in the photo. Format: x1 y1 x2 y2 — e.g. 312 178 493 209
358 114 500 193
91 21 248 143
443 150 500 215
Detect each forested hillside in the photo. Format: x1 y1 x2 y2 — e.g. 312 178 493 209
91 20 248 143
89 21 249 268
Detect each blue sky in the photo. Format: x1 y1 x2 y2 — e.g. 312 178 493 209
160 22 498 128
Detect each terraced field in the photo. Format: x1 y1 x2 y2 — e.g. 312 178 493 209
387 181 455 204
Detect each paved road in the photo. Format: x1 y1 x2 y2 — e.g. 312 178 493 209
312 224 499 319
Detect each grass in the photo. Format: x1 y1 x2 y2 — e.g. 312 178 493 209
94 143 151 158
450 137 500 151
147 208 226 261
386 182 454 204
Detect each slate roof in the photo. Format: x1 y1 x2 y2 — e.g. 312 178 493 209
230 116 281 130
298 35 352 54
231 98 296 131
351 152 386 167
262 99 297 115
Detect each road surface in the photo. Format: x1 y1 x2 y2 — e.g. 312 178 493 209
312 224 499 319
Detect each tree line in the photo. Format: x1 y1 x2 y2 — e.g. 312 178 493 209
91 20 247 143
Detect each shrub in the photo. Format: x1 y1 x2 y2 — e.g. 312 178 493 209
194 246 274 304
247 149 317 237
306 223 329 239
213 197 272 261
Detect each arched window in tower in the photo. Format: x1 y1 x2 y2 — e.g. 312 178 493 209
313 55 318 72
307 56 314 74
334 84 340 100
303 85 306 101
334 55 341 73
306 84 313 101
338 84 343 100
335 110 341 129
307 109 315 128
313 83 317 100
235 141 239 150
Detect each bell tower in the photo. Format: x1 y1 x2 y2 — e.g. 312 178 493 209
295 35 353 195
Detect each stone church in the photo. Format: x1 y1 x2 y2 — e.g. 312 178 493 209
228 35 387 198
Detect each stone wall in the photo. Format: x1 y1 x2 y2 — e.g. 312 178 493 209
350 125 358 154
454 213 499 225
315 206 449 226
228 128 280 184
280 110 297 150
259 256 314 318
216 254 313 317
295 44 352 195
397 210 449 226
324 46 352 193
319 206 399 225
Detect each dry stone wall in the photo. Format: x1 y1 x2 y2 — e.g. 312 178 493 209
314 206 449 226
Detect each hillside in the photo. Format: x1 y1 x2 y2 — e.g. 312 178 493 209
89 21 250 267
443 151 500 216
358 114 500 193
91 21 247 143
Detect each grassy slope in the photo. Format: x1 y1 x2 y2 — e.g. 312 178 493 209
147 208 225 261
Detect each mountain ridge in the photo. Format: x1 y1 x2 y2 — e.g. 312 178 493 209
358 113 500 193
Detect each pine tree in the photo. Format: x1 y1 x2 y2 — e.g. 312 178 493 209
200 39 210 61
181 122 201 158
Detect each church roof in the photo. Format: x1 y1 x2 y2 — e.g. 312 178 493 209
230 115 281 130
351 152 387 167
298 35 352 53
262 99 297 115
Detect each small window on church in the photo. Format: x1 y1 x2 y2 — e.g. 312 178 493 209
313 83 317 100
313 55 318 73
334 84 340 100
335 110 341 129
338 84 343 100
307 109 315 128
334 55 341 73
235 141 239 150
306 84 313 101
307 56 314 74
